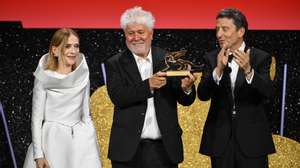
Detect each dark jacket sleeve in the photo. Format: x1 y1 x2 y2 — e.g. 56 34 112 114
249 50 274 99
197 53 219 101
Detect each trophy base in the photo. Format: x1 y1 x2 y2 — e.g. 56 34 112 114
166 70 190 76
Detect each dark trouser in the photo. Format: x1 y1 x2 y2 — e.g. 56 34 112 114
211 138 269 168
111 139 178 168
211 115 269 168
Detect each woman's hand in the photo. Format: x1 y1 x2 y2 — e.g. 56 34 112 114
35 158 50 168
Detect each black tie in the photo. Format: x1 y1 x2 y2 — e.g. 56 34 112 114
228 53 234 63
224 53 234 73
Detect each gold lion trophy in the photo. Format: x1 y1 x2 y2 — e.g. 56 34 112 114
161 50 204 76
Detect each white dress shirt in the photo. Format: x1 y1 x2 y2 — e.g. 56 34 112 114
132 50 162 139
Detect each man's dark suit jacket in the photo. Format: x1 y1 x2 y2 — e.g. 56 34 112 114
105 47 196 163
197 47 276 157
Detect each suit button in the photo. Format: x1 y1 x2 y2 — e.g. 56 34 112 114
138 129 141 133
141 113 145 116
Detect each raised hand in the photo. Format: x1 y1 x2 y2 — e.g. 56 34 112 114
233 48 251 73
215 44 230 76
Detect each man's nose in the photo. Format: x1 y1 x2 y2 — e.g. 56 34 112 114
216 30 223 39
133 33 141 41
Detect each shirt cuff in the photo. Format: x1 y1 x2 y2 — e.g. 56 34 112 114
33 148 44 159
184 88 192 95
245 69 254 84
213 68 223 85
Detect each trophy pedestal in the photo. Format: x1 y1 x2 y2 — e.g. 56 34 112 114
166 71 190 76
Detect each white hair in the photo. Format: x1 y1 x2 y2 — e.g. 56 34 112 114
120 6 155 30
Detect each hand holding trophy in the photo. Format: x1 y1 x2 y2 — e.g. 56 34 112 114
161 50 204 76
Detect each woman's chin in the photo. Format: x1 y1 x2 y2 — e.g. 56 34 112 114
66 58 76 66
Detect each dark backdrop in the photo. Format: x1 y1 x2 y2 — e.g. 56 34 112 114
0 22 299 167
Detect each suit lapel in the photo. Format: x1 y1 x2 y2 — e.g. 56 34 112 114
234 68 245 95
223 70 235 107
120 49 142 82
120 47 166 83
234 45 251 95
152 47 166 74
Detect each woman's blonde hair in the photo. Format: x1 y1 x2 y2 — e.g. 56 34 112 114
45 28 79 71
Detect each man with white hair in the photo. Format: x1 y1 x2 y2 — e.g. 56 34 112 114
105 6 197 168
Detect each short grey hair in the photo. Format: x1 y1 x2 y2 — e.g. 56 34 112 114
120 6 155 30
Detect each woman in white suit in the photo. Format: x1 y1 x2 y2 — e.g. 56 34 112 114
23 28 102 168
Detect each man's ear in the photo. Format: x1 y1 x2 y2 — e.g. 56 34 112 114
150 30 154 40
238 27 245 38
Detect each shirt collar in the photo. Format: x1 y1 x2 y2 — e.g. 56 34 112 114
229 41 245 65
132 49 152 64
229 41 245 54
239 41 246 52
